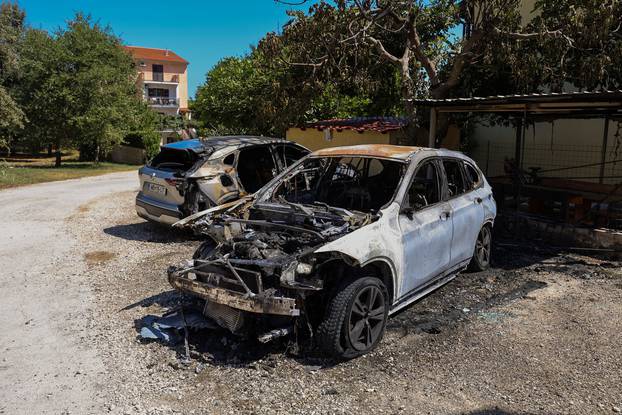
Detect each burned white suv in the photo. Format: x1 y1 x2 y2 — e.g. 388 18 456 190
136 136 309 225
168 145 496 358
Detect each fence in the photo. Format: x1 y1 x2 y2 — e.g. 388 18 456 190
473 142 622 186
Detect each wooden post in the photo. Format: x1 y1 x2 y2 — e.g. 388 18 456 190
599 116 610 184
428 108 437 148
514 117 523 169
514 116 525 238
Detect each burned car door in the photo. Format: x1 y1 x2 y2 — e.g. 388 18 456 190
187 151 242 208
398 158 453 296
440 158 485 266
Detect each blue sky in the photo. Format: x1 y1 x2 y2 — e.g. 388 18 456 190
18 0 310 98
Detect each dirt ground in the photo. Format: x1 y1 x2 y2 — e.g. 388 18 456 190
1 174 621 414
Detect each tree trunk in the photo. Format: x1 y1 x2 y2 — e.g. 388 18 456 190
47 144 52 156
400 60 419 145
428 84 454 148
94 144 100 165
55 150 61 167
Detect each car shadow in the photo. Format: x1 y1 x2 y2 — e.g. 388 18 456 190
104 221 195 243
129 290 336 368
133 310 286 367
129 240 619 369
129 275 548 370
121 290 181 311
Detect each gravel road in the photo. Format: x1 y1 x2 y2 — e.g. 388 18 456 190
0 172 138 414
1 173 621 415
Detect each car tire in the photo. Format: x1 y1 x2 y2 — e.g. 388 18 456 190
468 225 492 272
316 276 389 359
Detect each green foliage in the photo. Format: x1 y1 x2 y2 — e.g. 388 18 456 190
15 28 72 154
192 35 403 136
4 6 160 163
53 14 157 161
193 55 293 136
529 0 622 91
0 2 26 148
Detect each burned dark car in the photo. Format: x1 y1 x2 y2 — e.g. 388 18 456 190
168 144 496 358
136 136 308 225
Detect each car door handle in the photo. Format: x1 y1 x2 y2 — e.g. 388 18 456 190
475 197 482 204
440 211 451 220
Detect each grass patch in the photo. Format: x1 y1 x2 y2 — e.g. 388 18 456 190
0 152 138 189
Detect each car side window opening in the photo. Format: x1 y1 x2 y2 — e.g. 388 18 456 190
442 159 467 198
237 146 277 193
223 153 235 166
405 160 441 211
463 162 481 190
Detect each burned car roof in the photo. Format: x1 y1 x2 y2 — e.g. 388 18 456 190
312 144 423 160
162 136 288 154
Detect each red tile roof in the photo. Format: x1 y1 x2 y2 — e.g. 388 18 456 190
124 46 188 64
303 117 408 134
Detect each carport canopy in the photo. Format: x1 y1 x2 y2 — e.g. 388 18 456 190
411 90 622 184
410 90 622 148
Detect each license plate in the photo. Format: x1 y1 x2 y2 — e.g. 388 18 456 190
146 182 167 195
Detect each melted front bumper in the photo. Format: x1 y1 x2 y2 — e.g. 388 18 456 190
168 269 300 317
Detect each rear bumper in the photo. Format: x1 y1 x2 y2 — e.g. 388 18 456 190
135 193 182 225
167 269 300 317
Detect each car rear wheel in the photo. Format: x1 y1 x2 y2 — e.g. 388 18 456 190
316 276 388 359
469 225 492 271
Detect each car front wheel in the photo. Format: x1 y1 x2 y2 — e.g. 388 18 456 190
469 225 492 271
316 276 389 359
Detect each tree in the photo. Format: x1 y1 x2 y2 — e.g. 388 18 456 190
15 28 72 157
268 0 622 144
14 14 159 165
193 52 329 136
122 102 162 158
525 0 622 91
0 1 26 151
56 14 156 163
193 44 402 136
269 1 534 118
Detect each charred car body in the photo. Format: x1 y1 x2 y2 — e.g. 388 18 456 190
136 136 309 225
168 144 496 358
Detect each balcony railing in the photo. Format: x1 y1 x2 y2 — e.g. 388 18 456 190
139 73 179 83
147 97 179 106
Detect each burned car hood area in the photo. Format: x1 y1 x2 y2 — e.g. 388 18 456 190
167 154 406 349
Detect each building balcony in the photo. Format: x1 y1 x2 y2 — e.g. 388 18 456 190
139 73 179 84
147 97 179 107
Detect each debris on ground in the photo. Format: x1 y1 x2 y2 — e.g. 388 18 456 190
138 309 217 344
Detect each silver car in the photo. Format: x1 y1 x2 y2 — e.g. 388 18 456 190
136 136 309 225
168 144 496 358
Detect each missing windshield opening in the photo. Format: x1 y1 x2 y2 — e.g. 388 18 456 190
270 156 405 213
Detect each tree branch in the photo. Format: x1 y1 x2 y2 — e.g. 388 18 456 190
368 36 401 64
492 27 574 47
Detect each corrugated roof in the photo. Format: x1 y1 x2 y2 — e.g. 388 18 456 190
302 117 408 134
410 90 622 106
124 46 188 64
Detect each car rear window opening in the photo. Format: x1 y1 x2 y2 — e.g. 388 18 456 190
149 148 200 173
